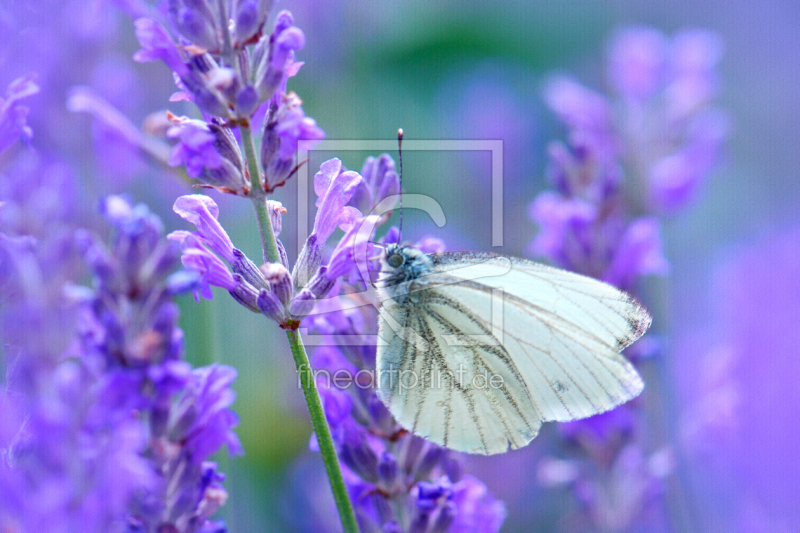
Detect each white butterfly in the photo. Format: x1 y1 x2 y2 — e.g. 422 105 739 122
375 244 650 455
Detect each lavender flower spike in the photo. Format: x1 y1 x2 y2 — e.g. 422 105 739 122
168 0 221 53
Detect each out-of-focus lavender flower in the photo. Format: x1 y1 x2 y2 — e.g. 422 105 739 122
73 196 242 532
254 11 307 102
527 25 725 532
677 227 800 531
66 85 172 171
1 191 240 532
0 75 39 153
609 27 728 214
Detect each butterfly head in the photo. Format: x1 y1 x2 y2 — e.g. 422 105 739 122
382 243 433 285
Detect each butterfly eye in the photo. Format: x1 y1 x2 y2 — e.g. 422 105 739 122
387 253 405 268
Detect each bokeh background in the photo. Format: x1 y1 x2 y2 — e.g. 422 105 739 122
3 0 800 531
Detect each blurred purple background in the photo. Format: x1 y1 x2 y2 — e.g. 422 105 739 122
2 0 799 531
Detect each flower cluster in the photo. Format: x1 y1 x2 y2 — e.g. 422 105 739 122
74 196 242 532
1 188 240 531
531 27 726 292
530 26 726 531
133 4 324 195
170 156 381 328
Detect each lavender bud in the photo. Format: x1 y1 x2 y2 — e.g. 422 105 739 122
266 200 286 237
238 48 251 81
273 9 294 34
229 273 261 312
236 85 259 116
260 93 325 192
305 266 335 299
402 436 425 474
292 234 322 289
276 239 290 270
168 0 220 52
430 502 456 533
367 394 395 434
340 427 379 483
257 26 305 100
180 68 230 118
415 445 444 481
257 289 286 323
167 116 247 194
378 452 399 491
287 288 316 318
260 263 292 305
231 248 268 290
234 0 267 43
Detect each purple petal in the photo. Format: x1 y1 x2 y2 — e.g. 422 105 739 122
608 27 667 100
312 159 363 244
132 18 187 76
173 195 235 262
603 217 669 289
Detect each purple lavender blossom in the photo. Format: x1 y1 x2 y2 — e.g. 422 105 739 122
169 160 365 327
1 193 241 532
254 11 307 101
167 113 248 195
260 91 326 192
293 158 362 288
527 25 727 533
350 153 400 219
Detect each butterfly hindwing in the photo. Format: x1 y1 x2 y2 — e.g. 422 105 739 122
377 287 542 455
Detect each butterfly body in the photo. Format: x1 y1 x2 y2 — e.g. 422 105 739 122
375 245 650 455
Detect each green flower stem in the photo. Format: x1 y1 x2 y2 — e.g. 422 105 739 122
240 124 281 264
287 329 361 533
239 121 360 533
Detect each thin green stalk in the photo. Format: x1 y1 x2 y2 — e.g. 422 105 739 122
238 121 360 533
240 124 281 264
287 329 360 533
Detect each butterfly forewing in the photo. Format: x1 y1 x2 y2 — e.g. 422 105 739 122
430 252 651 350
376 251 649 455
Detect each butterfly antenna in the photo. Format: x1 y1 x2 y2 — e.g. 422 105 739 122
397 128 404 241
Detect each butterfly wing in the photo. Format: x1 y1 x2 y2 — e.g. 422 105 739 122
375 252 649 455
